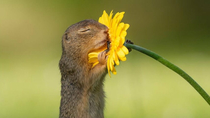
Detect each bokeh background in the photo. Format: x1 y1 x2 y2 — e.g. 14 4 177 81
1 0 210 118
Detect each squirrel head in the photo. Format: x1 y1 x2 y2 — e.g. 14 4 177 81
60 19 108 87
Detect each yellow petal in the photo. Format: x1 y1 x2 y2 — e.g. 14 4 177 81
88 57 98 63
114 12 124 24
88 52 99 57
88 52 99 64
123 24 130 31
110 56 114 67
112 67 117 74
99 10 109 27
116 23 124 36
92 62 99 68
88 55 98 60
107 57 110 75
119 56 126 61
113 51 119 65
121 46 129 55
108 10 113 28
113 36 120 47
119 37 125 46
120 31 127 38
109 57 113 71
117 49 125 58
112 12 123 33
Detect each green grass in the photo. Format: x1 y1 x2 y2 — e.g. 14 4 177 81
104 53 210 118
1 53 209 118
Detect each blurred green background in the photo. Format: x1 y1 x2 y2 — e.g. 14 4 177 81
1 0 210 118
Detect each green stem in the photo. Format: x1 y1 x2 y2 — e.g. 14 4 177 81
124 43 210 105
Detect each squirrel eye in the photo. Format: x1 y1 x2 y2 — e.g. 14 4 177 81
78 28 91 33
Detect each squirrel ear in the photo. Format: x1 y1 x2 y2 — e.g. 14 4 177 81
63 32 72 43
63 32 68 40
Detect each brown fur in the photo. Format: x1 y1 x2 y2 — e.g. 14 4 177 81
59 19 108 118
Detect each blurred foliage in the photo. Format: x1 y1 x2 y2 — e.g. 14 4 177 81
0 0 210 118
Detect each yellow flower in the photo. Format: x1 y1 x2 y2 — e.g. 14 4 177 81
88 10 130 76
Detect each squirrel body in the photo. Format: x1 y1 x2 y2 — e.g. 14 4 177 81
59 19 108 118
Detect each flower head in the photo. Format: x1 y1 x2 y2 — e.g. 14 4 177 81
88 10 130 76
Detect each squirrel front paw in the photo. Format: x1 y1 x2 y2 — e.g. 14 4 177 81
98 50 107 65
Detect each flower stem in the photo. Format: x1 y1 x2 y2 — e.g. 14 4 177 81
124 43 210 105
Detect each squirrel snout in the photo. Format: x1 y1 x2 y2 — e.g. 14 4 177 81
103 28 108 33
100 25 108 35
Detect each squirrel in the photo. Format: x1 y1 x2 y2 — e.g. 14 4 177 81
59 19 109 118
